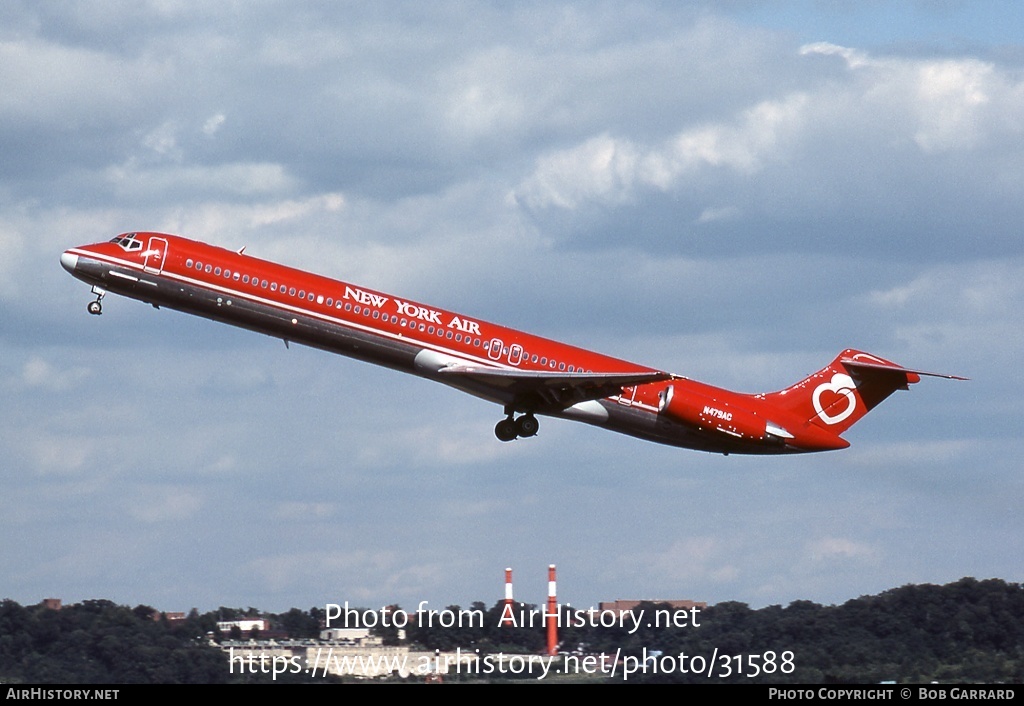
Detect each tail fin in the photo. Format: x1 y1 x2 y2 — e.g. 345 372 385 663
763 349 966 438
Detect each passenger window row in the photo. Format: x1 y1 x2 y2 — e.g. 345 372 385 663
183 257 581 372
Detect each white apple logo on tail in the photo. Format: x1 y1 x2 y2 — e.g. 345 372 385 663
813 373 858 425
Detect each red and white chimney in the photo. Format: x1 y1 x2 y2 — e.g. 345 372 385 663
501 567 514 626
546 564 558 656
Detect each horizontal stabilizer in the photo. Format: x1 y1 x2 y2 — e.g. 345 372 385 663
839 357 968 381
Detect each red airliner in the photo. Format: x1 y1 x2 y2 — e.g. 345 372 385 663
61 232 964 454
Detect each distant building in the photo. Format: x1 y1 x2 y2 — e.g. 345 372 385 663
42 598 62 611
217 619 269 633
320 628 381 644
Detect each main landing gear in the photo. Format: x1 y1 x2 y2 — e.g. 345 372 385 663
87 287 105 315
494 409 539 442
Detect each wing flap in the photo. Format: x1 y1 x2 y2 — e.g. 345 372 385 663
437 364 671 408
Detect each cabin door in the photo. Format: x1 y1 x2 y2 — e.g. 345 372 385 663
144 236 168 275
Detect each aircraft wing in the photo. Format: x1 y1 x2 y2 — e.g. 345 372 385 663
436 364 672 409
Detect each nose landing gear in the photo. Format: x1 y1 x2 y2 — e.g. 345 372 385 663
87 286 105 315
494 410 539 442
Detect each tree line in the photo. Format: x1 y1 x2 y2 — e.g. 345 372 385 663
1 577 1022 683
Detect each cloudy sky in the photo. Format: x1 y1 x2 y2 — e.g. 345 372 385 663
2 2 1021 619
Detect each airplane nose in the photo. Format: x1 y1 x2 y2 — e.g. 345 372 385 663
60 251 79 274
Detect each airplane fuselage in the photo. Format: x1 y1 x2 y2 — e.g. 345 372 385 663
61 232 958 455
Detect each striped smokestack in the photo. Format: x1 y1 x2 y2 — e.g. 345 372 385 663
546 564 558 656
501 567 514 626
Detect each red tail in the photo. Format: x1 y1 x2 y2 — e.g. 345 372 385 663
763 349 962 440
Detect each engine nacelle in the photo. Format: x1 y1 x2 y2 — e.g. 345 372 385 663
658 384 785 443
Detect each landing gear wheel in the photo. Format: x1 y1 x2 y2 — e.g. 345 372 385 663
495 418 518 442
515 414 539 438
87 300 102 315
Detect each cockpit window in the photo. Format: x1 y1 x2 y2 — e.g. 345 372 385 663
110 233 143 252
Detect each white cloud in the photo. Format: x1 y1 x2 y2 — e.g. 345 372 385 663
127 486 204 523
636 537 740 585
867 261 1024 317
142 120 181 159
696 206 740 223
514 91 810 210
806 537 879 562
246 550 403 597
102 161 299 200
20 356 91 391
799 41 870 69
24 434 95 477
862 260 1024 369
515 43 1024 222
0 221 28 300
273 502 336 521
514 134 639 209
913 59 995 153
202 112 226 136
443 47 528 139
